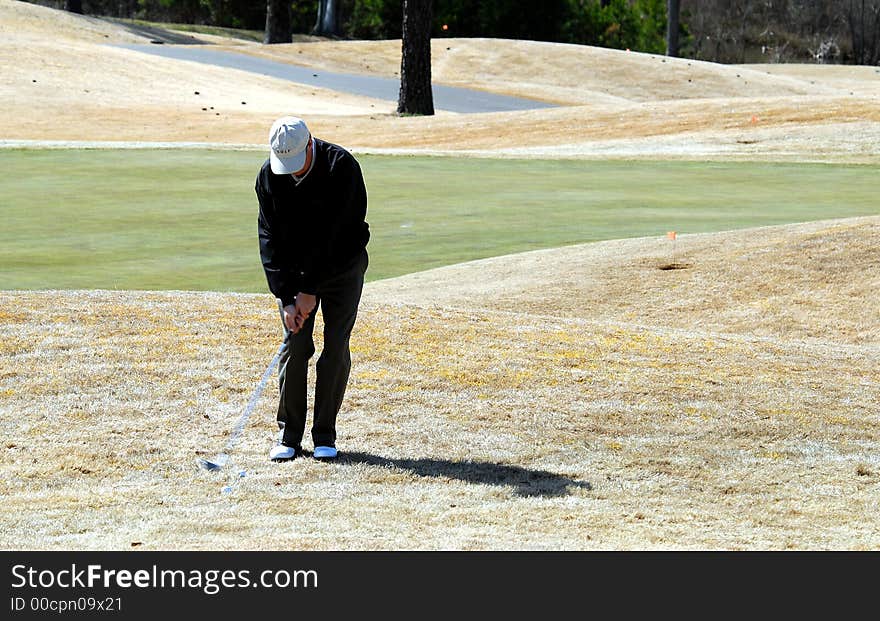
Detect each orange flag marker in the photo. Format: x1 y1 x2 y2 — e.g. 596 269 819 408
667 231 678 264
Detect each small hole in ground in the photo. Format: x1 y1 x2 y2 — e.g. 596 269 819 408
658 263 692 271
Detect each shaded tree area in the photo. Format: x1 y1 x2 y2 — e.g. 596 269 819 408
348 0 669 50
435 0 571 42
38 0 670 52
34 0 880 64
846 0 880 65
43 0 291 30
264 0 291 43
563 0 668 52
682 0 880 64
313 0 340 36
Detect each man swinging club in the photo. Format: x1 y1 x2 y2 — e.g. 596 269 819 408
255 116 370 461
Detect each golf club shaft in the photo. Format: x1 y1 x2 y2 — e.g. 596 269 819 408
221 341 285 454
201 305 289 469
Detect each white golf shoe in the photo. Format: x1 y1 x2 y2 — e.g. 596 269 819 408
313 446 338 460
269 444 297 461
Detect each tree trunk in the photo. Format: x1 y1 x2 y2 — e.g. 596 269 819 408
871 3 880 65
65 0 83 14
265 0 292 44
313 0 340 37
848 0 880 64
666 0 681 57
398 0 434 116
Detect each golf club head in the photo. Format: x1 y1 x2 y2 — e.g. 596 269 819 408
197 454 228 471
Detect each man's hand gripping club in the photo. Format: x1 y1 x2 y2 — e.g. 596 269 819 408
283 293 317 335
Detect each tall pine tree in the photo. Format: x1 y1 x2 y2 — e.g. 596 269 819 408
398 0 434 116
265 0 291 44
666 0 681 56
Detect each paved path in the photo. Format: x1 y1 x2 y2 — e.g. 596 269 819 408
116 44 556 114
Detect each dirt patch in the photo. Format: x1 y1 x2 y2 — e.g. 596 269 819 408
657 262 692 271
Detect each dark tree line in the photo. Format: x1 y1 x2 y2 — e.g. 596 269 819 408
39 1 670 52
36 0 880 65
847 0 880 65
682 0 880 64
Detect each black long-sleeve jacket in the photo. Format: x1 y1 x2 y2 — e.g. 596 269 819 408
255 138 370 305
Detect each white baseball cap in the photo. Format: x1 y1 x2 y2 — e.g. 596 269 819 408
269 116 311 175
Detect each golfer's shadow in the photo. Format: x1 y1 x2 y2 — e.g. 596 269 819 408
339 452 592 498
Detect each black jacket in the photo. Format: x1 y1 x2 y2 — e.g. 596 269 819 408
255 138 370 305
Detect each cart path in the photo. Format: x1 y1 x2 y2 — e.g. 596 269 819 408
114 43 556 114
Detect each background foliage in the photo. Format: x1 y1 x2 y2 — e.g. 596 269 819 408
25 0 880 63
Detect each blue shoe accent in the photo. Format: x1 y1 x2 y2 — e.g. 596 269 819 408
313 446 338 460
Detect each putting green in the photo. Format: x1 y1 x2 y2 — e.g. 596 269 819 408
1 149 877 292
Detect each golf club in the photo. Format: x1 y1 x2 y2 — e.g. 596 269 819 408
197 341 285 471
198 303 289 472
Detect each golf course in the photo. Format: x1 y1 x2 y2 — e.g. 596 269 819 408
1 0 878 549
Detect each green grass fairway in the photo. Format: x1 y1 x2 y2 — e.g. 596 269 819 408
1 149 878 292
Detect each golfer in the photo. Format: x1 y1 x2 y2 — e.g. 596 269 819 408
255 116 370 461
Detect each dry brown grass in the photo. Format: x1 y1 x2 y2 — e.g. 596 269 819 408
371 216 880 345
1 1 878 550
1 219 878 550
0 0 395 146
222 38 875 105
